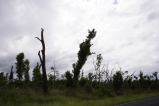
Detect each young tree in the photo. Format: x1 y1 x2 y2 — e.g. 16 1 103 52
50 65 59 82
24 59 30 82
152 72 158 81
0 72 7 87
35 28 48 93
48 65 59 87
103 64 113 85
65 71 73 87
151 72 159 89
139 71 145 88
72 29 96 86
87 72 93 81
123 71 133 89
48 74 54 87
93 54 103 83
32 63 42 86
15 52 25 80
113 70 123 94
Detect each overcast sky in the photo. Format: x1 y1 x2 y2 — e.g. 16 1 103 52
0 0 159 76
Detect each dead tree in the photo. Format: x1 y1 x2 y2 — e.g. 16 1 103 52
9 65 14 82
35 28 48 93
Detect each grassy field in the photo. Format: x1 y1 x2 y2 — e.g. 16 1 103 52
0 88 159 106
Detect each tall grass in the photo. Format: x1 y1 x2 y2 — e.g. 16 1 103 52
0 88 159 106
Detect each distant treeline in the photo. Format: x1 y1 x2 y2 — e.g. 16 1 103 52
0 29 158 95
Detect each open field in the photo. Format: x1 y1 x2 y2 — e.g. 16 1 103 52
0 88 159 106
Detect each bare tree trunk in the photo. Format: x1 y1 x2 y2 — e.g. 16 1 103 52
36 28 48 93
9 65 13 81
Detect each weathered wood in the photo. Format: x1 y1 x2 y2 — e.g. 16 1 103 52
9 65 13 81
36 28 48 93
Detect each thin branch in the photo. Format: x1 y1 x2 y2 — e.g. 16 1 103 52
35 37 41 42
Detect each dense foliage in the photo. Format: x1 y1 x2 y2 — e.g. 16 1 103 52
72 29 96 86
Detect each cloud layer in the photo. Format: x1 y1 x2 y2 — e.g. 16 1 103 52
0 0 159 76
